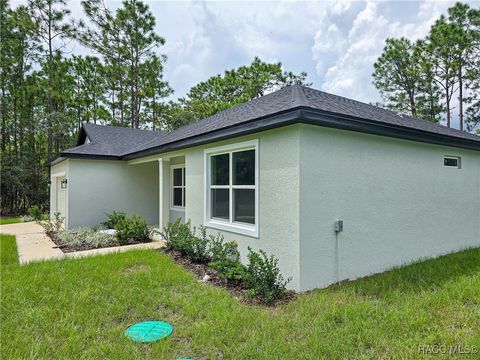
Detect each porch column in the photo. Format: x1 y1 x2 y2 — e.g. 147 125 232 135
158 158 170 231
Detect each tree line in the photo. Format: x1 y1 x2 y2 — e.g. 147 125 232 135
0 0 308 214
373 2 480 131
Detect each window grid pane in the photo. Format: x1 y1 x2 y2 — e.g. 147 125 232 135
233 189 255 224
173 168 183 186
172 166 186 208
211 188 229 220
233 149 255 185
211 153 229 185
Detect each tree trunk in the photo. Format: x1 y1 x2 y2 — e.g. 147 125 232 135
13 96 17 158
409 90 416 117
1 87 7 152
47 2 53 160
458 64 463 131
120 74 124 126
445 76 451 128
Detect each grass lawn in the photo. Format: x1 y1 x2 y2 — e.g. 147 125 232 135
0 217 23 225
1 234 479 359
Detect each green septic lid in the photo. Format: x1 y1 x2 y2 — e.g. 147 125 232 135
125 321 173 343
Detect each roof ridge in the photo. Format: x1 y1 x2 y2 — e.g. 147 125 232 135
291 85 309 108
83 122 163 134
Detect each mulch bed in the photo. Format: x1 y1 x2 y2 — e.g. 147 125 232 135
47 232 146 253
161 248 296 307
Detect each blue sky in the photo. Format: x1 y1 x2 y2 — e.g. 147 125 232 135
13 0 476 128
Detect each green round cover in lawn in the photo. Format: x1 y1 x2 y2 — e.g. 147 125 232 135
125 321 173 343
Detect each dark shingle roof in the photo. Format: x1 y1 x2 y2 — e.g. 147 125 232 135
59 86 480 161
62 123 166 158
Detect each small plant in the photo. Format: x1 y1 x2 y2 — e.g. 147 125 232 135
57 228 116 248
244 247 291 304
209 233 245 281
114 214 151 245
102 210 127 229
187 226 210 263
161 218 192 253
39 212 64 234
27 205 45 221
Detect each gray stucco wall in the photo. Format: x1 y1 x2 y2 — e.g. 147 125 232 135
299 124 480 291
183 126 301 290
67 159 159 228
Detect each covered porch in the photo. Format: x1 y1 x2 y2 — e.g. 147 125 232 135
129 154 186 232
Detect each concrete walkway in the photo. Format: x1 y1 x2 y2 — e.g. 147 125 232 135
1 222 164 264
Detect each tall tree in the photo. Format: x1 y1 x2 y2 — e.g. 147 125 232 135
142 55 173 129
373 3 480 132
115 0 168 128
447 2 480 131
176 57 310 122
70 55 108 125
426 16 460 128
372 38 425 117
80 0 171 129
28 0 75 159
81 0 128 126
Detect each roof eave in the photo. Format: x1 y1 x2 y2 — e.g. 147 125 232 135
123 107 480 160
301 108 480 152
58 153 122 161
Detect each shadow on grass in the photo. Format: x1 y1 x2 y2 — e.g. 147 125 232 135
333 247 480 299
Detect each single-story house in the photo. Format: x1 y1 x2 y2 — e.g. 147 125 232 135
49 85 480 292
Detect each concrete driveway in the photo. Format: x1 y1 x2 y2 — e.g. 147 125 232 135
1 222 63 264
1 221 164 264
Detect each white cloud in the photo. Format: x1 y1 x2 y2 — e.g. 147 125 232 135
312 0 468 103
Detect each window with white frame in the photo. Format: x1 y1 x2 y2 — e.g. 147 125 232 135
205 140 258 237
171 165 186 209
444 156 461 169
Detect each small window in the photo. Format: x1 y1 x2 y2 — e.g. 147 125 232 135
171 165 186 209
444 156 461 168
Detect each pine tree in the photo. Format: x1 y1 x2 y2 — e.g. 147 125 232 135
28 0 75 158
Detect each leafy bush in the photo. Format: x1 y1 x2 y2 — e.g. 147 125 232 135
161 218 192 253
39 212 64 234
209 233 245 281
187 226 210 263
244 247 291 304
161 220 291 303
160 220 210 263
27 205 45 221
57 228 116 248
102 210 127 229
114 214 151 245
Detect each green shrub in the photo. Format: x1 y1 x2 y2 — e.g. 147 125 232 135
244 247 291 304
39 212 64 234
160 220 210 263
187 226 210 263
102 210 127 229
57 228 116 248
27 205 45 221
114 214 151 245
209 233 245 281
161 218 192 253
